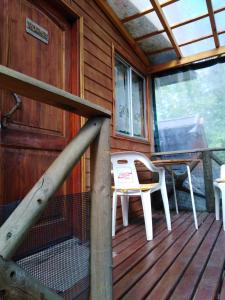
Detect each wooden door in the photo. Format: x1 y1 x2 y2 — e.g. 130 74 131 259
0 0 81 256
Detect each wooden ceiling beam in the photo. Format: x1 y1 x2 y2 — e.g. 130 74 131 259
122 8 154 24
121 0 179 23
131 5 225 43
179 34 213 47
94 0 150 66
135 29 165 42
146 47 173 56
148 45 225 73
150 0 182 59
206 0 220 48
148 29 225 57
171 13 209 29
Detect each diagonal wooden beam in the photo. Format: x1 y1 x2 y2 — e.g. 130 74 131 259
206 0 220 48
150 0 182 59
121 0 179 23
94 0 150 66
122 8 154 24
135 29 165 42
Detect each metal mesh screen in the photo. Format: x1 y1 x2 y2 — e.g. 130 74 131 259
0 193 90 300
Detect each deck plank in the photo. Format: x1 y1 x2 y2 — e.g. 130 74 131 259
113 213 189 283
120 213 210 300
193 227 225 300
148 216 221 300
113 212 182 266
113 212 225 300
113 213 208 299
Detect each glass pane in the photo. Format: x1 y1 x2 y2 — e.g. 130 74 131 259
139 33 171 53
125 11 163 38
219 33 225 46
132 71 145 137
153 59 225 152
163 0 207 25
180 38 215 56
148 50 177 65
173 17 211 44
212 0 225 10
215 11 225 32
107 0 152 20
115 59 131 135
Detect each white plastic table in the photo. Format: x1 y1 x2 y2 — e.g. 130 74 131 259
152 158 200 230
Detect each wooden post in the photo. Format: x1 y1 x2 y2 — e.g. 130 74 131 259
202 150 215 212
90 118 112 300
0 256 62 300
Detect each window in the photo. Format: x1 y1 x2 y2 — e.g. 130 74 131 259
152 57 225 153
114 55 146 139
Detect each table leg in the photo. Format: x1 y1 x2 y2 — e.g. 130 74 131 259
171 168 179 214
187 165 198 229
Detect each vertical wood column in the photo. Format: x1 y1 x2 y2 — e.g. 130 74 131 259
202 150 215 212
90 117 112 300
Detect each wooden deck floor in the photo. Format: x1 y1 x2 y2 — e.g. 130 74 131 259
113 211 225 300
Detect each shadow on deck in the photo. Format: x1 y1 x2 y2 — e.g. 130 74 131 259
113 211 225 300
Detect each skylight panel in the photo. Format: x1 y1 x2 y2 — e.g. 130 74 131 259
139 33 171 53
173 18 212 45
107 0 152 20
212 0 225 10
219 33 225 46
162 0 208 25
180 38 215 56
125 11 163 39
215 11 225 32
148 50 177 65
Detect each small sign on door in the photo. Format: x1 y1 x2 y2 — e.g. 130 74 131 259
26 18 49 44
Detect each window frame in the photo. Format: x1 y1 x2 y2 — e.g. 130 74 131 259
114 54 148 141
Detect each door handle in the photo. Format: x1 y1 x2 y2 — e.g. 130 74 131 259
1 93 22 128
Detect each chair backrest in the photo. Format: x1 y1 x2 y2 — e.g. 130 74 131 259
111 152 140 190
221 164 225 178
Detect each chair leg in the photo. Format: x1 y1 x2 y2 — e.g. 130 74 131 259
161 183 172 231
221 187 225 231
121 195 129 227
112 191 117 236
214 186 220 221
187 165 198 230
141 192 153 241
171 169 179 214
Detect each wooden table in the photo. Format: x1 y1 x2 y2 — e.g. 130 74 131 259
152 158 200 230
152 149 225 212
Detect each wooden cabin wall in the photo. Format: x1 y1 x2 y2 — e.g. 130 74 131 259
57 0 153 223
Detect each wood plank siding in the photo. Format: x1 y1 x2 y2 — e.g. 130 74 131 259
57 0 152 221
113 212 225 300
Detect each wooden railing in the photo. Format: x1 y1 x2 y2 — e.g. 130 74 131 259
0 65 112 300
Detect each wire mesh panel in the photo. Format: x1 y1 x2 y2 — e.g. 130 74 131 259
0 193 90 300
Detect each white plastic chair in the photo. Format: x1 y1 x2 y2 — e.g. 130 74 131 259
111 151 171 240
214 164 225 230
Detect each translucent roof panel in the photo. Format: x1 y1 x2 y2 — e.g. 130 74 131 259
180 38 215 56
215 11 225 32
219 34 225 46
162 0 207 25
139 33 172 53
212 0 225 10
173 17 212 45
148 50 177 65
125 11 163 39
107 0 152 20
